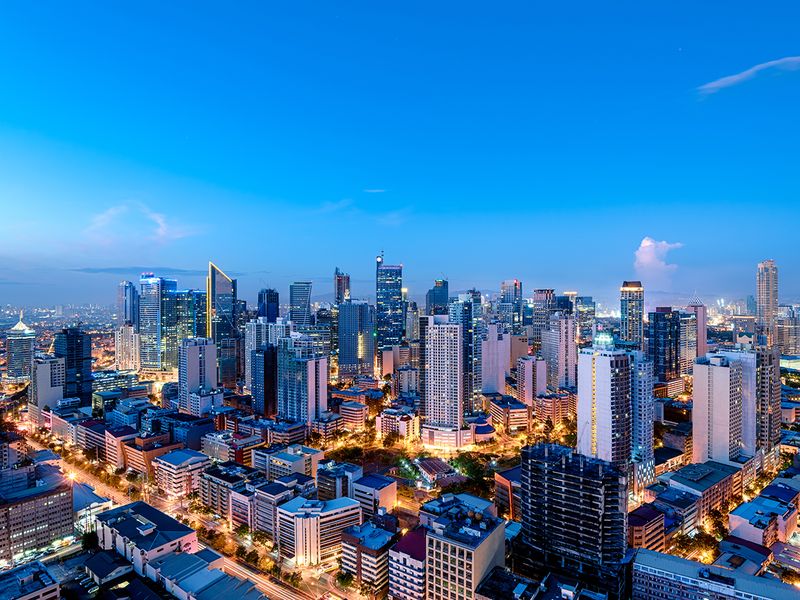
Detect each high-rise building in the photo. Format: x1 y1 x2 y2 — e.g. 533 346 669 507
422 321 462 429
575 296 596 343
54 326 93 403
678 311 698 376
775 309 800 355
480 323 511 395
139 274 177 371
620 281 645 350
499 279 523 333
685 297 708 357
206 262 239 389
29 356 65 425
425 279 449 315
531 288 556 344
519 444 627 599
647 307 681 383
517 356 547 406
448 290 484 413
376 254 404 350
756 259 779 340
257 288 280 323
161 289 206 371
338 300 375 378
114 323 140 371
117 280 139 329
577 333 654 481
692 355 743 464
179 338 222 417
334 267 351 305
289 281 313 327
277 333 328 426
541 312 577 390
5 313 35 382
244 317 270 391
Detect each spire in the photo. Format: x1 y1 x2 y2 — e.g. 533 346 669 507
688 291 703 307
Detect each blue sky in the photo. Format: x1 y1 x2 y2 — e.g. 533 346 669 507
0 2 798 307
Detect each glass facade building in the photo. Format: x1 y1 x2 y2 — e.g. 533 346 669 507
207 262 239 389
376 254 404 350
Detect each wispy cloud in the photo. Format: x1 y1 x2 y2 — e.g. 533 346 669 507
363 189 386 194
698 56 800 96
634 237 683 288
72 266 208 277
83 202 199 245
315 198 355 214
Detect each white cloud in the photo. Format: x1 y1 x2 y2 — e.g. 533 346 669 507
84 202 196 245
634 237 683 287
698 56 800 96
363 189 386 193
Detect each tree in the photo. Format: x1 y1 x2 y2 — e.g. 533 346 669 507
383 431 401 448
336 571 354 588
81 531 99 551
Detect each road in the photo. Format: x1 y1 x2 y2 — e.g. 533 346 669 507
213 548 315 600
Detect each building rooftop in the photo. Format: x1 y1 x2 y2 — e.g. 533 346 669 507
629 503 664 527
654 446 684 465
95 501 194 551
634 549 798 599
279 496 360 515
155 448 209 467
475 566 540 600
73 481 111 512
343 521 395 551
670 461 738 493
84 550 131 580
391 527 427 562
355 473 395 491
0 561 56 599
496 465 522 483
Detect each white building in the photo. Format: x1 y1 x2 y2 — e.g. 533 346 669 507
480 323 510 394
516 355 546 407
153 448 211 499
114 323 140 372
251 444 323 481
541 312 577 390
353 474 397 519
276 497 362 566
29 356 65 426
244 317 270 392
679 312 698 376
376 407 420 442
692 355 744 465
421 321 465 448
179 338 222 417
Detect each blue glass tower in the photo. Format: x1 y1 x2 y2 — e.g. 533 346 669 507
375 253 404 351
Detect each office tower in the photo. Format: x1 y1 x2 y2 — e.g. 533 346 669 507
54 326 93 403
206 262 239 389
448 290 484 413
575 296 596 343
692 355 743 464
29 356 65 424
277 333 328 425
338 300 376 378
244 317 270 391
405 301 420 341
498 279 523 333
289 281 313 327
5 313 34 382
517 356 547 406
251 345 278 417
334 267 350 304
114 322 140 371
646 307 681 383
117 280 139 328
160 288 206 371
531 288 555 344
678 312 697 376
620 280 645 350
756 259 779 339
480 323 510 395
425 279 449 315
685 297 707 357
541 312 577 390
376 254 404 350
422 320 463 433
519 444 627 598
257 288 280 322
139 273 177 371
630 353 655 499
179 338 222 417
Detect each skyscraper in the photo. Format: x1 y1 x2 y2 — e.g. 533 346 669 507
139 273 177 371
251 318 293 417
179 338 222 417
425 279 449 315
575 296 596 344
499 279 523 333
678 311 697 376
5 313 35 382
161 289 206 371
541 312 577 390
117 280 139 329
206 262 239 389
619 281 644 350
114 323 140 371
244 317 270 391
54 326 93 403
334 267 350 305
519 444 627 599
685 297 707 357
692 355 743 464
646 307 681 384
480 323 510 395
756 259 778 340
448 290 484 413
257 288 280 323
421 320 463 443
337 299 376 378
277 333 328 426
289 281 313 327
376 254 404 350
531 288 555 344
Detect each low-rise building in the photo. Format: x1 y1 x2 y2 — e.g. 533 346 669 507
493 465 521 521
104 425 138 470
628 503 666 551
353 474 397 519
0 561 60 600
376 407 420 442
199 461 264 521
342 522 397 595
488 395 531 433
666 461 740 523
73 481 113 533
122 431 183 478
729 495 798 547
200 431 265 466
251 444 323 481
95 501 198 575
388 527 426 600
153 448 211 499
317 460 363 500
339 401 369 431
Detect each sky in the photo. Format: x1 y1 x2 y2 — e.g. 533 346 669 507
0 2 798 308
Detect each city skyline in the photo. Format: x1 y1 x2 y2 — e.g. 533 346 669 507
1 4 799 304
